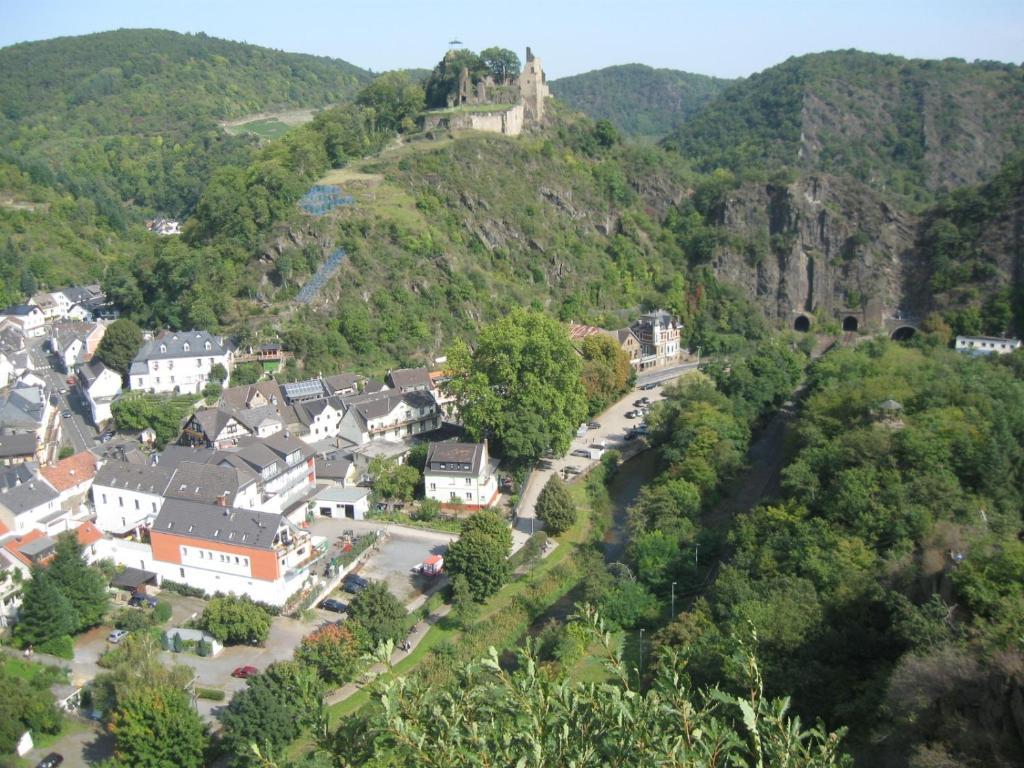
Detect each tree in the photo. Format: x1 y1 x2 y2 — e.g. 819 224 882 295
14 567 77 650
232 362 264 386
0 667 61 753
219 661 325 766
49 531 109 631
479 47 521 82
347 582 407 650
368 457 420 502
295 623 366 686
199 595 271 646
442 309 588 465
580 333 633 413
535 475 577 535
95 318 143 374
355 72 425 133
209 363 228 384
445 528 511 602
461 510 513 555
107 682 207 768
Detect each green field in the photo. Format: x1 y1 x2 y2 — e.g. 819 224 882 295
224 117 292 140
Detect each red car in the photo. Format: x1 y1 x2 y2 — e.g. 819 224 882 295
231 665 259 679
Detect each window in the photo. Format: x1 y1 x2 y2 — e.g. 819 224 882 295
182 343 189 352
101 493 107 504
466 477 472 486
429 483 436 491
134 499 139 510
159 344 166 353
180 568 185 578
450 492 457 500
152 502 157 512
137 378 143 387
118 496 124 507
465 492 472 500
153 361 159 371
183 547 188 555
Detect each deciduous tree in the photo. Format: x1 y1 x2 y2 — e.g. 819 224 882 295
347 582 407 650
199 595 271 646
295 622 366 686
95 318 143 374
535 475 577 535
107 682 207 768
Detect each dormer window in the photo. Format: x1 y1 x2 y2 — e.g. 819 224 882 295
183 342 190 352
160 344 166 353
205 341 212 351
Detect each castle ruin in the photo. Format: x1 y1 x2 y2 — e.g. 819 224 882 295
423 47 550 137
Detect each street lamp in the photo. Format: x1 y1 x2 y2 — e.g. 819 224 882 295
670 581 676 620
694 543 700 566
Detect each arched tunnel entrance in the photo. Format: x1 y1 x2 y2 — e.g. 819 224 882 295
794 315 811 332
891 326 916 341
843 316 859 332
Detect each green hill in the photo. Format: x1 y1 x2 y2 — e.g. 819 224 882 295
664 50 1024 207
550 64 731 138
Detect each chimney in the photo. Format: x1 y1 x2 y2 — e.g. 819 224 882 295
216 494 228 507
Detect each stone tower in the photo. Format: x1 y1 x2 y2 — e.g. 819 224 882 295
518 47 550 124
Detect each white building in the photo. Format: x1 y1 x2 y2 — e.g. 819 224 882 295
78 359 122 426
313 486 371 520
338 390 440 446
0 465 62 534
955 335 1022 356
129 330 233 395
92 462 174 536
423 442 499 510
0 306 46 338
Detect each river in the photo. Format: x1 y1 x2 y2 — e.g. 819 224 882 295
602 448 662 563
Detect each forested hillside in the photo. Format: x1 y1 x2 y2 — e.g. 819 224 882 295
665 51 1024 206
550 64 731 138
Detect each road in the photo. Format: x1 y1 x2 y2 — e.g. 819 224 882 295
26 336 100 454
516 365 697 533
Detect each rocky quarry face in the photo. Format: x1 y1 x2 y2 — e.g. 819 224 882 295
712 174 919 331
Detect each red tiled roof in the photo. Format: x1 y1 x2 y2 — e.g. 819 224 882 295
3 529 48 567
75 521 103 547
568 323 606 341
40 452 98 492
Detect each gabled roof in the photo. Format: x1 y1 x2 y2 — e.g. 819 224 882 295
324 373 364 394
315 454 353 480
154 498 285 550
93 461 174 495
386 367 432 392
165 461 248 505
76 521 103 547
362 378 388 394
282 378 329 403
40 452 97 492
3 529 52 566
0 386 46 429
1 305 42 317
343 389 436 423
232 405 280 432
78 358 117 389
191 408 243 440
426 442 486 475
0 434 36 459
31 292 59 310
133 330 230 363
0 474 59 515
220 380 282 410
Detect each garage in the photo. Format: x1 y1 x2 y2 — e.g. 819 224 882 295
313 486 371 520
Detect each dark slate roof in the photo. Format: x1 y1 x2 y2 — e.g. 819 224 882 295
165 461 248 505
344 389 436 422
386 367 432 392
133 330 230 363
0 463 38 491
0 474 59 515
154 498 285 550
315 455 353 480
426 442 486 475
232 406 280 432
0 434 36 458
78 359 111 389
192 408 241 439
362 379 387 394
93 461 174 494
324 373 363 394
110 567 157 590
1 305 41 317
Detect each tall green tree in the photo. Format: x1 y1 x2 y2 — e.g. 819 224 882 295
107 682 207 768
95 318 143 374
347 582 407 650
442 309 588 464
295 623 366 687
368 457 420 502
445 528 511 602
199 595 271 646
14 567 77 649
535 475 578 535
356 72 425 133
479 47 521 82
48 531 109 631
580 332 634 413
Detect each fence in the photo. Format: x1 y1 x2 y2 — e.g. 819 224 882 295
298 184 355 216
295 247 347 305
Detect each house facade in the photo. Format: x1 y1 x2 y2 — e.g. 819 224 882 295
338 390 440 445
631 310 682 370
424 442 499 510
77 359 122 426
92 462 174 536
129 330 233 395
955 335 1022 355
0 465 61 534
0 306 45 338
146 499 318 605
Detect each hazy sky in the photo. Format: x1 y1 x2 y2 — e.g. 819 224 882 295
2 0 1021 79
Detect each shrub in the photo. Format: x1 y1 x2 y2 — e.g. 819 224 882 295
172 632 183 653
414 498 441 522
114 607 152 632
37 635 74 659
196 687 225 701
158 580 208 599
199 595 272 645
153 601 172 624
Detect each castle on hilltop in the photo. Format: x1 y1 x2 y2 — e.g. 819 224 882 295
423 47 550 137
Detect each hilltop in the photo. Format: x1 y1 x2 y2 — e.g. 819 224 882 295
550 63 731 139
664 50 1024 207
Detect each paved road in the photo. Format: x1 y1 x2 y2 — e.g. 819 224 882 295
516 366 697 532
26 336 100 454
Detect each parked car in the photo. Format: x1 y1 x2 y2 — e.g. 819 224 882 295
107 629 129 644
35 754 63 768
571 449 591 458
640 382 658 390
128 593 158 609
231 665 259 679
563 466 581 475
499 476 515 493
342 574 370 593
59 387 68 395
65 376 76 386
625 410 640 419
587 421 601 429
319 598 348 613
61 410 72 419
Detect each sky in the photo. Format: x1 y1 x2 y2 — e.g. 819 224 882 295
1 0 1022 79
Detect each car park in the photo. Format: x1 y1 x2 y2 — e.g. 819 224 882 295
231 665 259 679
319 598 348 613
107 629 129 644
35 754 64 768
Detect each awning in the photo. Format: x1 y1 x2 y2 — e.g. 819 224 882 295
110 567 158 591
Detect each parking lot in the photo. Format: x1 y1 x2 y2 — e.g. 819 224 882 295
307 516 454 606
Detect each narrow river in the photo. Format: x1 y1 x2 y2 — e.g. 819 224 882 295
602 449 662 563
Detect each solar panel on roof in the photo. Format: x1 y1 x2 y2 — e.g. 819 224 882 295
283 379 324 400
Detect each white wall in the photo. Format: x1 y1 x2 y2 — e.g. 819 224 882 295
93 485 163 535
